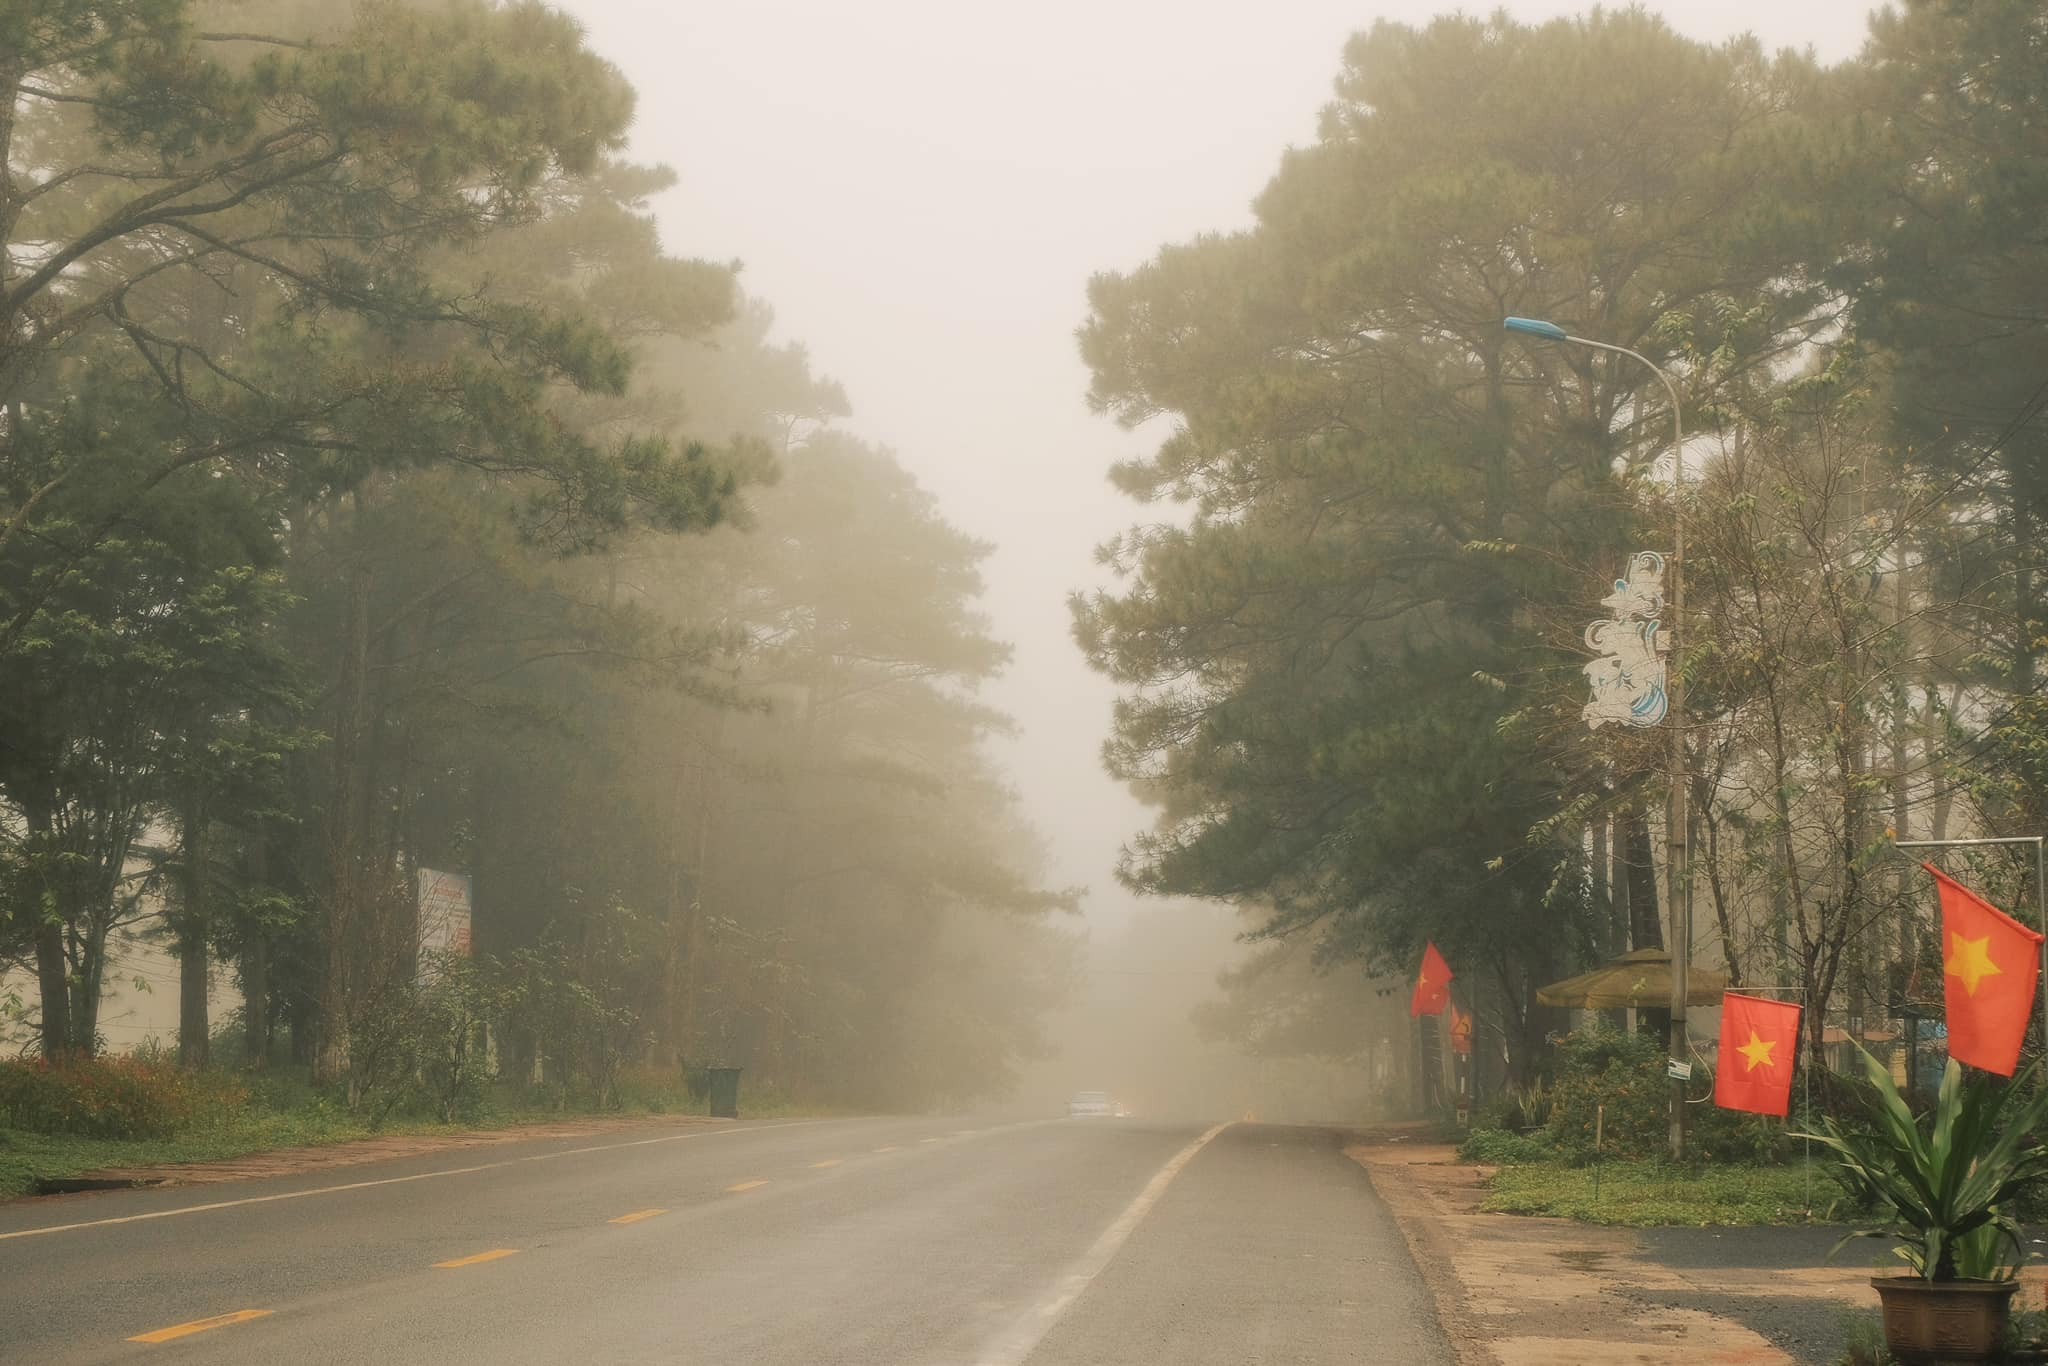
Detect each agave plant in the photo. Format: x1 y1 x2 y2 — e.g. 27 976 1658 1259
1797 1043 2048 1281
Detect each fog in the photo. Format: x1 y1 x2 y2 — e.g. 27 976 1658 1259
569 0 1875 905
0 0 1889 1117
549 0 1880 1118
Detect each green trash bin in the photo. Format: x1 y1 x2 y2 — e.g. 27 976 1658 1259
707 1067 742 1119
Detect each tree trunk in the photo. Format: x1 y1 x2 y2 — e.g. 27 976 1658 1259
315 553 374 1087
2015 494 2037 698
32 918 68 1061
1624 809 1663 951
68 919 109 1054
1590 816 1611 954
241 832 272 1067
23 796 70 1060
242 933 270 1068
176 786 210 1068
179 933 210 1068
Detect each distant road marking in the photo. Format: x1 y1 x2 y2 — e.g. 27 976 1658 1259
0 1119 829 1243
726 1179 769 1193
809 1158 842 1168
607 1208 666 1225
434 1248 518 1268
873 1144 900 1152
920 1137 944 1144
972 1122 1231 1366
127 1309 273 1344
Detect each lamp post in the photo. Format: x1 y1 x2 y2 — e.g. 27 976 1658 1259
1504 316 1690 1159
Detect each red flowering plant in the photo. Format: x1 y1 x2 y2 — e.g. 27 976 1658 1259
0 1056 200 1139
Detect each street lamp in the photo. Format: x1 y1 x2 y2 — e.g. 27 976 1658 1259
1504 316 1691 1159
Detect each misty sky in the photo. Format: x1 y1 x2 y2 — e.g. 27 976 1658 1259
557 0 1880 921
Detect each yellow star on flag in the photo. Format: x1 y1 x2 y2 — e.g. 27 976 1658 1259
1736 1028 1777 1073
1946 931 2003 997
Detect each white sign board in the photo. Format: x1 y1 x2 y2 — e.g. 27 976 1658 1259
417 867 473 975
1584 550 1670 730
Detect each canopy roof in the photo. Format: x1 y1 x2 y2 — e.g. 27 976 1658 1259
1535 947 1728 1009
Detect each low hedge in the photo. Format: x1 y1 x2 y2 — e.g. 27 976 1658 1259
1543 1026 1797 1165
0 1057 243 1139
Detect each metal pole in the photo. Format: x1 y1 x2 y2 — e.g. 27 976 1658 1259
1570 334 1688 1158
1894 835 2048 1064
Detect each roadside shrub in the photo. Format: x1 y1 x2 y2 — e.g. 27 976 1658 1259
0 1057 200 1138
1544 1026 1668 1162
1543 1025 1804 1165
1476 1079 1555 1133
339 954 504 1125
1458 1127 1553 1165
614 1063 691 1115
1689 1100 1794 1164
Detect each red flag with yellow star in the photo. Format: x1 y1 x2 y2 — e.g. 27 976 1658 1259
1714 991 1800 1116
1927 863 2044 1076
1410 942 1452 1018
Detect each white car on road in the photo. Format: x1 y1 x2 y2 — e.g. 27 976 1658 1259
1067 1090 1114 1118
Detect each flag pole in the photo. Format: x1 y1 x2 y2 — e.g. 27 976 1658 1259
1893 835 2048 1069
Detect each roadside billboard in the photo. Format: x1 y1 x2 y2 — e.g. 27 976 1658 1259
417 867 473 980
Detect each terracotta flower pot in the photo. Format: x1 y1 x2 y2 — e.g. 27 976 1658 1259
1870 1275 2019 1363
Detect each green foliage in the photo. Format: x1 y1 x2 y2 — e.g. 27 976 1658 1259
1543 1028 1668 1163
496 934 644 1113
1482 1158 1836 1228
1538 1027 1796 1166
0 1057 238 1139
1072 8 1837 1073
1458 1128 1552 1165
1797 1046 2048 1282
1835 1312 1894 1366
337 953 511 1125
1481 1080 1556 1133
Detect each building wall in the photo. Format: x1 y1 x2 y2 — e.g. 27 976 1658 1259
1 916 242 1057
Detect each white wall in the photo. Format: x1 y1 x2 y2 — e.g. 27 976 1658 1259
1 916 242 1057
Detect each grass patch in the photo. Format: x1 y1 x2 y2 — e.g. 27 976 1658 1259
1482 1157 1850 1227
0 1104 430 1200
0 1067 840 1201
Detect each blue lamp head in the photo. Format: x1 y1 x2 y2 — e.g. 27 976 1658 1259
1503 316 1569 342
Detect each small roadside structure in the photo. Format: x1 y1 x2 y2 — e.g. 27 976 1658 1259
1535 948 1728 1010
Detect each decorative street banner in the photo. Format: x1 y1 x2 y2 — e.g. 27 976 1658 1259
1713 991 1801 1116
1410 941 1453 1018
417 867 473 981
1583 550 1669 730
1925 862 2043 1076
1448 1003 1473 1055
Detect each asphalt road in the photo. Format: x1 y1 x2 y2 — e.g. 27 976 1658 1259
0 1116 1448 1365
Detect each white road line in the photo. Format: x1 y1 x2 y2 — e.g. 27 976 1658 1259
971 1122 1230 1366
0 1120 830 1243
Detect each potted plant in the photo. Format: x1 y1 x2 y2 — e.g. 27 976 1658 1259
1798 1043 2048 1363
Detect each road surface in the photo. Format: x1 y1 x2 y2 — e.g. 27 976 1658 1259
0 1116 1449 1364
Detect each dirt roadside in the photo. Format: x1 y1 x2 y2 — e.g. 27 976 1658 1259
1349 1136 1800 1366
15 1113 729 1199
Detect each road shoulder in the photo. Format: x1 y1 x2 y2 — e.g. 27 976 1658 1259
1347 1136 1795 1366
9 1113 729 1201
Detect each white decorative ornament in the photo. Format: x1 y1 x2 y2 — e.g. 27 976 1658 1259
1583 551 1669 731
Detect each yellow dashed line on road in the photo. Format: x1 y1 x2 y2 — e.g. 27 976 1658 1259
434 1248 519 1268
128 1309 273 1344
920 1137 944 1144
607 1208 666 1225
809 1158 842 1168
873 1144 900 1152
726 1179 769 1193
